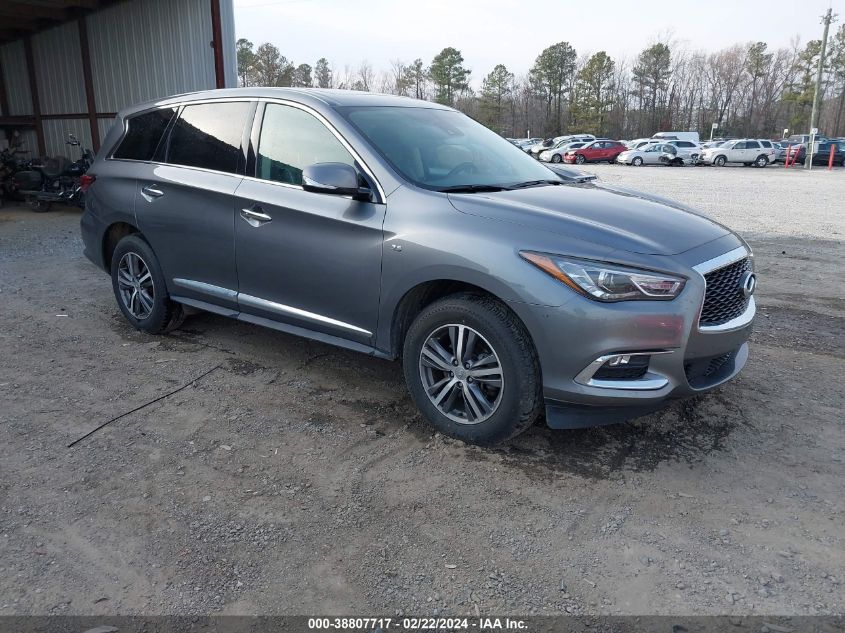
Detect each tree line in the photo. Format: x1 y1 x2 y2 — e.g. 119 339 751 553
236 26 845 140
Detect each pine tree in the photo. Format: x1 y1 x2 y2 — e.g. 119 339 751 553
429 47 470 106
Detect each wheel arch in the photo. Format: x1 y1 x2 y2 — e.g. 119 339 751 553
387 279 535 360
102 221 141 273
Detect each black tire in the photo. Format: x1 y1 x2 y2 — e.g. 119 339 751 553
754 155 768 168
402 293 542 446
632 157 643 166
551 153 562 163
575 154 586 165
714 155 727 167
111 234 182 334
26 195 50 213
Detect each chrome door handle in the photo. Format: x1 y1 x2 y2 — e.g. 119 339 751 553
140 184 164 201
240 206 272 227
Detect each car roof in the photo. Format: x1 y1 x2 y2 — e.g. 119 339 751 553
118 87 453 117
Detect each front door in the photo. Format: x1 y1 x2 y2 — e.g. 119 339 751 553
233 102 386 345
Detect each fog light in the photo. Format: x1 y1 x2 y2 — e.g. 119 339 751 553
593 354 650 380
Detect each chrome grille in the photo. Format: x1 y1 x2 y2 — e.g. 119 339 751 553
700 258 751 326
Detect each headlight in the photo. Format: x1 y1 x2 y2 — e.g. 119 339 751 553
520 252 686 301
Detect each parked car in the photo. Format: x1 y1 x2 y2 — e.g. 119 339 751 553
562 140 627 164
528 136 566 158
787 142 845 166
538 141 586 163
652 131 700 143
81 88 755 445
514 138 542 152
663 139 702 164
786 134 830 146
699 139 773 167
616 142 688 166
626 138 657 150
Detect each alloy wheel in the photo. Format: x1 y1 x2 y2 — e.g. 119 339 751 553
117 252 155 320
418 324 504 425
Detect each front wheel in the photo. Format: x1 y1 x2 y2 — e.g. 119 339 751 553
575 154 586 165
111 234 184 334
551 154 562 163
632 157 643 166
402 294 541 446
714 155 727 167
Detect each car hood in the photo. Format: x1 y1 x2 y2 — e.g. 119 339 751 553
448 183 731 256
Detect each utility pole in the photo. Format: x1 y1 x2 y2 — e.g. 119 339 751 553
806 8 835 169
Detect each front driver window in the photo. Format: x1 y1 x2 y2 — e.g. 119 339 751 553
257 103 354 186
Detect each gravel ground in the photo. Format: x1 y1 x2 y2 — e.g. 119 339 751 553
0 164 843 617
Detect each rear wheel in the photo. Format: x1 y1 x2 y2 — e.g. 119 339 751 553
111 234 183 334
402 293 541 446
26 195 50 213
754 155 768 168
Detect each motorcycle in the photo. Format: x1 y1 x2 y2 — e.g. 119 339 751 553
13 133 94 212
0 133 30 207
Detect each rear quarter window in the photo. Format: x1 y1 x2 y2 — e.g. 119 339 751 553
112 107 176 161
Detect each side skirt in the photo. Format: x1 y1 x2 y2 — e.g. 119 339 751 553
170 295 392 360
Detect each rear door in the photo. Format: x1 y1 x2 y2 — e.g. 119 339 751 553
233 101 386 344
745 140 761 162
134 100 253 309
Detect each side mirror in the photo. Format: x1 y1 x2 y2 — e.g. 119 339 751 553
302 163 372 201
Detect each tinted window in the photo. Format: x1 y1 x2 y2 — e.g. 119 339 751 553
166 102 250 174
113 107 176 161
257 103 354 186
746 141 760 149
733 142 746 150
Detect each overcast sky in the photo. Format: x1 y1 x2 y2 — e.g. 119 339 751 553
233 0 838 85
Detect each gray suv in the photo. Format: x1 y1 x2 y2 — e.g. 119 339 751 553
81 88 756 445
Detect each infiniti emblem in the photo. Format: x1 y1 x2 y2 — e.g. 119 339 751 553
740 271 757 298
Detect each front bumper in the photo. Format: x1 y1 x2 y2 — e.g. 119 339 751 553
506 244 755 428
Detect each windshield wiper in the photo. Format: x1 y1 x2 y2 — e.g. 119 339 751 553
437 184 510 193
507 179 564 189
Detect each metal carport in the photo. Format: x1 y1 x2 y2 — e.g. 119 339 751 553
0 0 236 158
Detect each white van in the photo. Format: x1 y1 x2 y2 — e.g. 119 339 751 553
652 131 700 144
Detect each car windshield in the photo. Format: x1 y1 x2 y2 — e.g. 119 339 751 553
340 106 557 191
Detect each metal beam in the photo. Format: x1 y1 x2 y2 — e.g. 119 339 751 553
209 0 226 89
0 50 9 117
0 2 70 21
23 35 45 155
77 15 100 150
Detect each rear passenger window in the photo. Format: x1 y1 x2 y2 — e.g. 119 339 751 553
166 102 250 174
257 103 354 186
113 107 176 161
746 141 760 149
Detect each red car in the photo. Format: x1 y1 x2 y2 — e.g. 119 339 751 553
563 140 626 164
